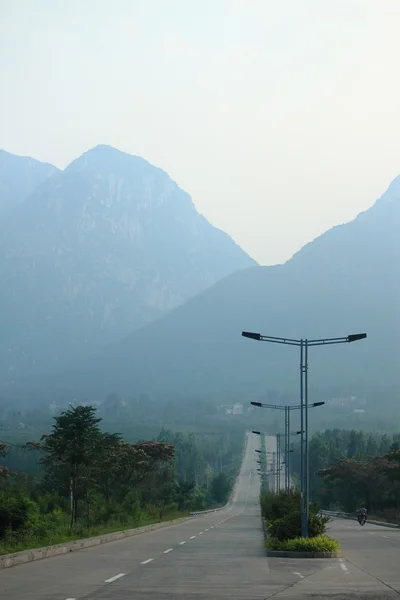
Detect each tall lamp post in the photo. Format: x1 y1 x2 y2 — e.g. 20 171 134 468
251 401 324 492
244 331 367 537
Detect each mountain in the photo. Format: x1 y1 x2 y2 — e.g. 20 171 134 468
0 150 58 215
0 145 256 382
19 172 399 405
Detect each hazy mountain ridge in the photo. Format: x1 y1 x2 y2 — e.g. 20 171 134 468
22 173 400 404
0 150 58 215
0 145 256 381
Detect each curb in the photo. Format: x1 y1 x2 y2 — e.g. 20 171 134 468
266 550 342 559
0 516 192 571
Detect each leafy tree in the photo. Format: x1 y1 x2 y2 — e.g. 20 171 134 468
210 473 231 504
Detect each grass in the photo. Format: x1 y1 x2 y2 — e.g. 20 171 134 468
266 534 340 553
0 509 189 556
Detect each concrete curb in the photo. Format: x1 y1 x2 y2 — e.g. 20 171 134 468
266 550 342 559
322 510 400 529
0 516 192 571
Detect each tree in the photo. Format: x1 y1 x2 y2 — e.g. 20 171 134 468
210 473 231 504
40 406 102 528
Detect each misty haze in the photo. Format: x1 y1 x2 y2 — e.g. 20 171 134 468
1 2 400 599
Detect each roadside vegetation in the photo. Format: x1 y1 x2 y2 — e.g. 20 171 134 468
290 429 400 522
0 405 242 555
260 489 339 553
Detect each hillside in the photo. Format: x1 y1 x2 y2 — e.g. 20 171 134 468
20 172 399 406
0 150 58 215
0 145 256 382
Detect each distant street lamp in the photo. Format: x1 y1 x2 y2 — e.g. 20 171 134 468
244 331 367 537
251 401 324 492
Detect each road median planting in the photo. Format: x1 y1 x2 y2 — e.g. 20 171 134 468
261 489 340 558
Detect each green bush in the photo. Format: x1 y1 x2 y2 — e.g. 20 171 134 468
267 510 330 541
0 492 39 539
267 534 339 553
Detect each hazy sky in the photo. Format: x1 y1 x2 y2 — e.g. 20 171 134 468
1 1 400 265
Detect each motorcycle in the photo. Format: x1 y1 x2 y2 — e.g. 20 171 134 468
358 514 367 526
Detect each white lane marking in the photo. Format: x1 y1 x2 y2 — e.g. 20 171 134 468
65 598 76 600
383 535 389 538
339 559 349 573
368 532 374 535
105 573 125 583
163 548 173 554
199 531 203 535
190 535 196 539
210 526 214 529
179 541 186 545
293 571 304 578
205 528 209 531
141 558 154 565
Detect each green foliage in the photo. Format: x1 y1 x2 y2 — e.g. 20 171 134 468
210 473 232 504
267 534 339 553
0 405 244 554
260 489 302 521
266 511 330 541
0 492 38 538
290 429 400 519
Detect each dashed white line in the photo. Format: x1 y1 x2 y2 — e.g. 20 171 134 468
163 548 173 554
205 528 209 531
179 541 186 545
293 571 304 578
141 558 154 565
105 573 125 583
199 532 203 535
339 559 349 573
190 535 196 539
368 532 374 535
210 526 214 529
383 535 389 538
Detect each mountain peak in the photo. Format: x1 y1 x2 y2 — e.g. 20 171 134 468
65 144 156 177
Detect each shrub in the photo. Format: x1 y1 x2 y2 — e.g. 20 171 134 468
0 492 39 539
267 534 339 553
267 510 330 541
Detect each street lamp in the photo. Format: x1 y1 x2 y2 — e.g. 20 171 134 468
244 330 367 537
251 401 324 492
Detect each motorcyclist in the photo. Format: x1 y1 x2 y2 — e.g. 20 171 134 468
357 507 367 523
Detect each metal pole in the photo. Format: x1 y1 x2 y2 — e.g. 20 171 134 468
277 435 281 491
284 410 287 492
305 340 310 536
287 408 291 492
300 340 307 537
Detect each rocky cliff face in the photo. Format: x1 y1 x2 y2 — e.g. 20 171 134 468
0 145 256 381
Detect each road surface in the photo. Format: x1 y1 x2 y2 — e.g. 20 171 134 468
1 433 400 599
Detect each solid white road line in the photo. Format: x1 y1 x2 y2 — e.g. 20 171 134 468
163 548 173 554
105 573 125 583
141 558 154 565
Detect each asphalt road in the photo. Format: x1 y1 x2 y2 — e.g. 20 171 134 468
1 433 400 599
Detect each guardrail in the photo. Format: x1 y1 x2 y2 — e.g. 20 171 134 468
321 509 400 529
